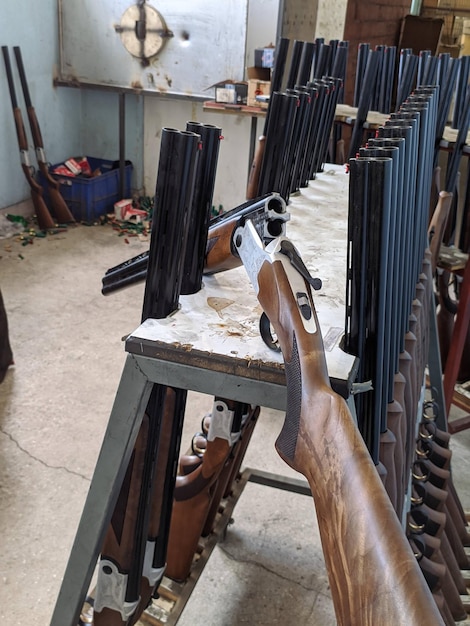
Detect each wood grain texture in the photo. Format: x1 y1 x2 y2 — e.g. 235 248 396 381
255 258 444 625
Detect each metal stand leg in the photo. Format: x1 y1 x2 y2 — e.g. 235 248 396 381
50 354 153 626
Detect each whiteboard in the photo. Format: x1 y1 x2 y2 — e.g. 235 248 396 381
58 0 248 99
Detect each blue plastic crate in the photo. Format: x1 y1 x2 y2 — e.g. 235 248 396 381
38 157 133 224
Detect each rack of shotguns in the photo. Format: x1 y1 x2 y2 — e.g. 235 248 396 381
85 113 295 624
344 72 470 623
67 36 470 625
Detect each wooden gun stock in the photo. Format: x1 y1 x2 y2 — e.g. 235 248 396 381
93 414 150 625
165 435 231 581
165 401 258 582
246 136 266 200
235 223 444 625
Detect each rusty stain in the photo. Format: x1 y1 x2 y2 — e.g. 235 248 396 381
165 74 172 87
171 341 194 351
131 80 143 91
207 297 235 318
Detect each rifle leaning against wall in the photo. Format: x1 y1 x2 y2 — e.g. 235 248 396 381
1 46 56 231
233 218 444 625
13 46 75 225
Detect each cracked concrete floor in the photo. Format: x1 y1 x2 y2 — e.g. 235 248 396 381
1 218 470 625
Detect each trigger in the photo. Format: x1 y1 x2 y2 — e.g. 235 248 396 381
259 312 281 352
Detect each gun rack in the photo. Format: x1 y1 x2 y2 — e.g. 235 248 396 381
52 163 464 625
50 166 357 626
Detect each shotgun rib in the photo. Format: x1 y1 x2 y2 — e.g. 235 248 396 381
234 220 444 625
2 46 56 231
13 46 75 224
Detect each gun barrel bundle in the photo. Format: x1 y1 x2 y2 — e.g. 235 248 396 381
181 122 223 294
247 37 349 202
93 127 201 625
345 81 442 516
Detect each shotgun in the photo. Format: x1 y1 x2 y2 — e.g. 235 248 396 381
13 46 75 225
101 193 289 293
93 128 200 625
1 46 56 231
233 219 444 624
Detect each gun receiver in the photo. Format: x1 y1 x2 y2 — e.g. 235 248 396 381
233 220 444 625
204 193 289 275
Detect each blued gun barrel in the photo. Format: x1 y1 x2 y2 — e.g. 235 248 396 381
247 37 289 199
354 43 370 107
282 87 310 199
142 128 200 320
257 91 298 199
181 122 222 294
348 49 380 159
451 55 470 129
286 40 304 89
94 128 200 625
297 41 315 86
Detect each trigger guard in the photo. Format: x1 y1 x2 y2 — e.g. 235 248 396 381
259 312 281 352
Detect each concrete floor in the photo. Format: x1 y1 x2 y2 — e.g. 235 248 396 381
1 211 470 625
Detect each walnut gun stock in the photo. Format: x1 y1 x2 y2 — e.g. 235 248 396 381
234 220 444 625
165 400 258 582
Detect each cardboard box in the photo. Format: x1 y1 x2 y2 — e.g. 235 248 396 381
254 46 275 69
211 80 248 105
246 67 271 108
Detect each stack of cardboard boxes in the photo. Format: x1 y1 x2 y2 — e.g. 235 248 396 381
212 46 273 108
